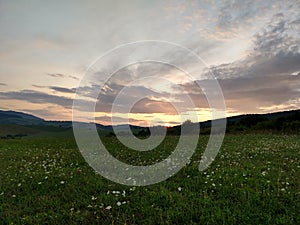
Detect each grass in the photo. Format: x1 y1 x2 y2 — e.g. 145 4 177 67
0 134 299 224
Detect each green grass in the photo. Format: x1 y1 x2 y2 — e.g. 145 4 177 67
0 134 299 224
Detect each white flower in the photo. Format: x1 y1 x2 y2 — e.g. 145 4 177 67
60 181 65 184
18 183 21 187
116 201 121 206
105 206 112 210
91 196 97 200
178 187 182 191
130 187 136 191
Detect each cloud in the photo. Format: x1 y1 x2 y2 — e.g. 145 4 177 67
0 83 6 86
32 84 45 88
129 97 177 114
220 75 299 112
20 108 59 118
172 10 300 114
203 11 300 79
32 84 76 94
68 75 80 81
253 18 299 56
46 73 79 81
50 86 76 94
0 89 73 109
95 115 142 124
176 73 299 114
46 73 65 78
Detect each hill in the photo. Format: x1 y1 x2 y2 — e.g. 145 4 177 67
0 109 299 138
0 110 45 125
167 109 300 135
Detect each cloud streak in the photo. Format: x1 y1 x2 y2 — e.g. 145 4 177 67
46 73 79 81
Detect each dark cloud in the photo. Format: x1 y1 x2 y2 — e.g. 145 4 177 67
0 89 73 108
68 75 80 81
46 73 65 78
177 73 299 113
46 73 80 81
253 19 298 56
220 75 299 112
32 84 76 94
50 86 76 94
32 84 45 88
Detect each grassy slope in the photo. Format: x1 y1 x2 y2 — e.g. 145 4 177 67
0 134 299 224
0 124 74 139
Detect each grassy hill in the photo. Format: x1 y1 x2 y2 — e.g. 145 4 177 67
0 124 74 139
0 109 299 138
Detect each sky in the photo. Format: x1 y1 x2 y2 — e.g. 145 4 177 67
0 0 299 126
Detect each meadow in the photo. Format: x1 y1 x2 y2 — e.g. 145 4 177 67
0 134 299 224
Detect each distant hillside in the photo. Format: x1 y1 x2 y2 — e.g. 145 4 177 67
167 109 300 135
0 110 45 125
0 109 299 138
199 109 300 128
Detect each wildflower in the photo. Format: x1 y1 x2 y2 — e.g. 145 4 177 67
116 201 122 206
130 187 136 191
60 181 65 184
105 206 112 210
178 187 182 191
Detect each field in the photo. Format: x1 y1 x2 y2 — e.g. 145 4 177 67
0 134 299 224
